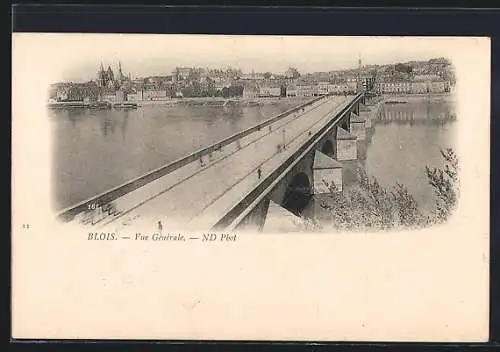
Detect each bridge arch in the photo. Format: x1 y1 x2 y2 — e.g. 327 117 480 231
321 140 334 157
282 172 313 216
341 118 349 131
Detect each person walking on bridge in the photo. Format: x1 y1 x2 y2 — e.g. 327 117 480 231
257 167 262 180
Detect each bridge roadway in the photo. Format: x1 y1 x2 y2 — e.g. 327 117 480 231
77 95 354 233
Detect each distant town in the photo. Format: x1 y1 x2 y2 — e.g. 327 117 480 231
48 57 455 107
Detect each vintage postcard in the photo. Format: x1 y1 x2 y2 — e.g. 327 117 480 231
12 34 490 341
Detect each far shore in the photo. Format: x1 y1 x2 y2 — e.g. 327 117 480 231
48 92 455 110
129 96 313 107
381 92 455 103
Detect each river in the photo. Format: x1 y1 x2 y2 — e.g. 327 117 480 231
341 97 457 217
50 96 456 219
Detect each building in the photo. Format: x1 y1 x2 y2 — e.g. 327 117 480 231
296 83 317 97
286 85 298 97
173 67 192 82
258 80 282 97
96 61 131 89
240 71 265 81
127 89 143 101
376 78 449 94
145 76 172 85
360 75 376 91
56 87 69 101
115 90 126 103
115 61 131 85
346 78 358 93
132 78 145 86
318 82 330 95
410 81 427 94
242 82 260 99
377 81 412 94
327 83 349 95
51 82 100 102
142 89 168 101
258 86 281 98
428 80 447 93
413 74 441 82
214 80 232 92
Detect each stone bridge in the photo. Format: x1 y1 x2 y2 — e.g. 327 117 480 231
57 91 380 234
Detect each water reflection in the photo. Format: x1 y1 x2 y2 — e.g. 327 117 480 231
379 100 455 124
121 110 129 141
66 108 86 127
101 115 116 136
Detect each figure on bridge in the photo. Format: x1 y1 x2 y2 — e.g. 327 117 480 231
257 168 262 179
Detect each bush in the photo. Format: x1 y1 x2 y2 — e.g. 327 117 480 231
425 148 460 224
317 148 459 231
319 167 425 231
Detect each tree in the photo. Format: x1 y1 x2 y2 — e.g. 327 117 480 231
192 82 202 97
263 72 272 79
228 84 244 97
280 84 287 97
181 86 194 98
395 63 413 74
316 148 459 231
319 167 424 231
425 148 460 224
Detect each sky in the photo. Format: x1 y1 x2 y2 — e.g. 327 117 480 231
13 34 464 83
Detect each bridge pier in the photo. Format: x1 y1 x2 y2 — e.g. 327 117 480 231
336 127 357 161
262 200 306 233
349 112 366 141
359 110 372 129
313 150 343 193
359 102 373 129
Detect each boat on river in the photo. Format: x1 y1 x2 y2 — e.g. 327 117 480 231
112 102 138 109
89 101 112 110
385 100 408 104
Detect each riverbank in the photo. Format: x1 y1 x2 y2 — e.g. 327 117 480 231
382 92 455 104
129 96 312 108
48 101 138 109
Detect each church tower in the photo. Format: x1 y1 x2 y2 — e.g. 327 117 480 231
357 53 363 91
97 61 106 87
117 61 124 83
